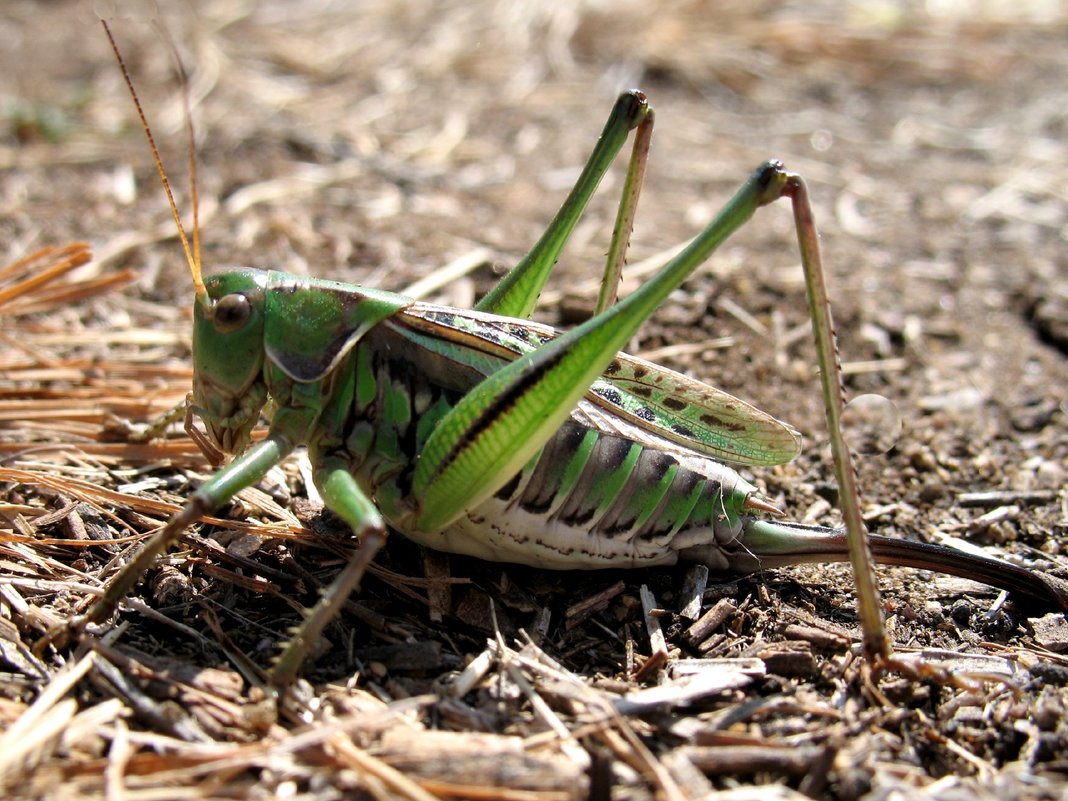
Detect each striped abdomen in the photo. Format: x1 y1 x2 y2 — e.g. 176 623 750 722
407 419 760 569
344 320 763 569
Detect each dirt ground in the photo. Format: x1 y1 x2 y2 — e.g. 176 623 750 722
2 1 1067 799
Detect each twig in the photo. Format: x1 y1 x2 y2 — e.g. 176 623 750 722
956 490 1057 508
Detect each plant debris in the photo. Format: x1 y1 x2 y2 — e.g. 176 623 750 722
2 2 1067 799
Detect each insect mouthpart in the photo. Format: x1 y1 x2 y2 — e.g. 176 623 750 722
190 380 268 455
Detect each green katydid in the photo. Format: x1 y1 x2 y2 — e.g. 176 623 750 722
54 22 1068 687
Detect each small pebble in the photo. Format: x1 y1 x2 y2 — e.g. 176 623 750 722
950 599 973 625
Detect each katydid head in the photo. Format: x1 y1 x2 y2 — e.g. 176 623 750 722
102 21 263 454
190 269 270 454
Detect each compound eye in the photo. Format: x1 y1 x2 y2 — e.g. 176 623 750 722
212 293 251 333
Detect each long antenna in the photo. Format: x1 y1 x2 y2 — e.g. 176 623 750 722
101 19 211 308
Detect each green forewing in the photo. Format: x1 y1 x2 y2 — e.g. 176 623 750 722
591 354 801 466
402 304 800 467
